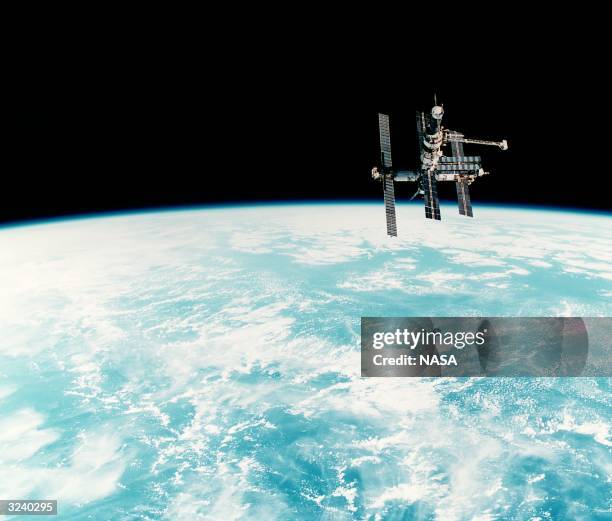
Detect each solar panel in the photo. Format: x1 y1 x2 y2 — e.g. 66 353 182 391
416 111 429 157
456 179 473 217
439 155 481 163
451 138 464 158
383 178 398 236
378 114 393 168
437 163 480 171
423 171 441 220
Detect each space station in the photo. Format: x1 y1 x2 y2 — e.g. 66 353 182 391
372 100 508 236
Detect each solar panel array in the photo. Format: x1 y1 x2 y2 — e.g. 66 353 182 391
423 171 441 220
383 177 398 236
437 163 480 171
378 114 393 168
416 111 428 157
448 133 473 217
456 179 473 217
439 155 481 163
450 137 465 158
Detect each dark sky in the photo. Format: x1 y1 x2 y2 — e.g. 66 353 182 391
5 29 610 225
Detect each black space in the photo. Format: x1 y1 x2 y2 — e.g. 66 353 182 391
5 29 610 225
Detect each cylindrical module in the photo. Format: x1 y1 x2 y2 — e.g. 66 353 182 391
421 106 445 172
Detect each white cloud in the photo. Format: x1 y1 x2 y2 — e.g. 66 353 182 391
0 410 125 505
0 409 59 462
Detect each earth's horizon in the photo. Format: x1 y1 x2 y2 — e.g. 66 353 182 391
3 201 611 230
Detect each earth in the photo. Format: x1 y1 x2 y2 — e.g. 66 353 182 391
0 203 610 520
